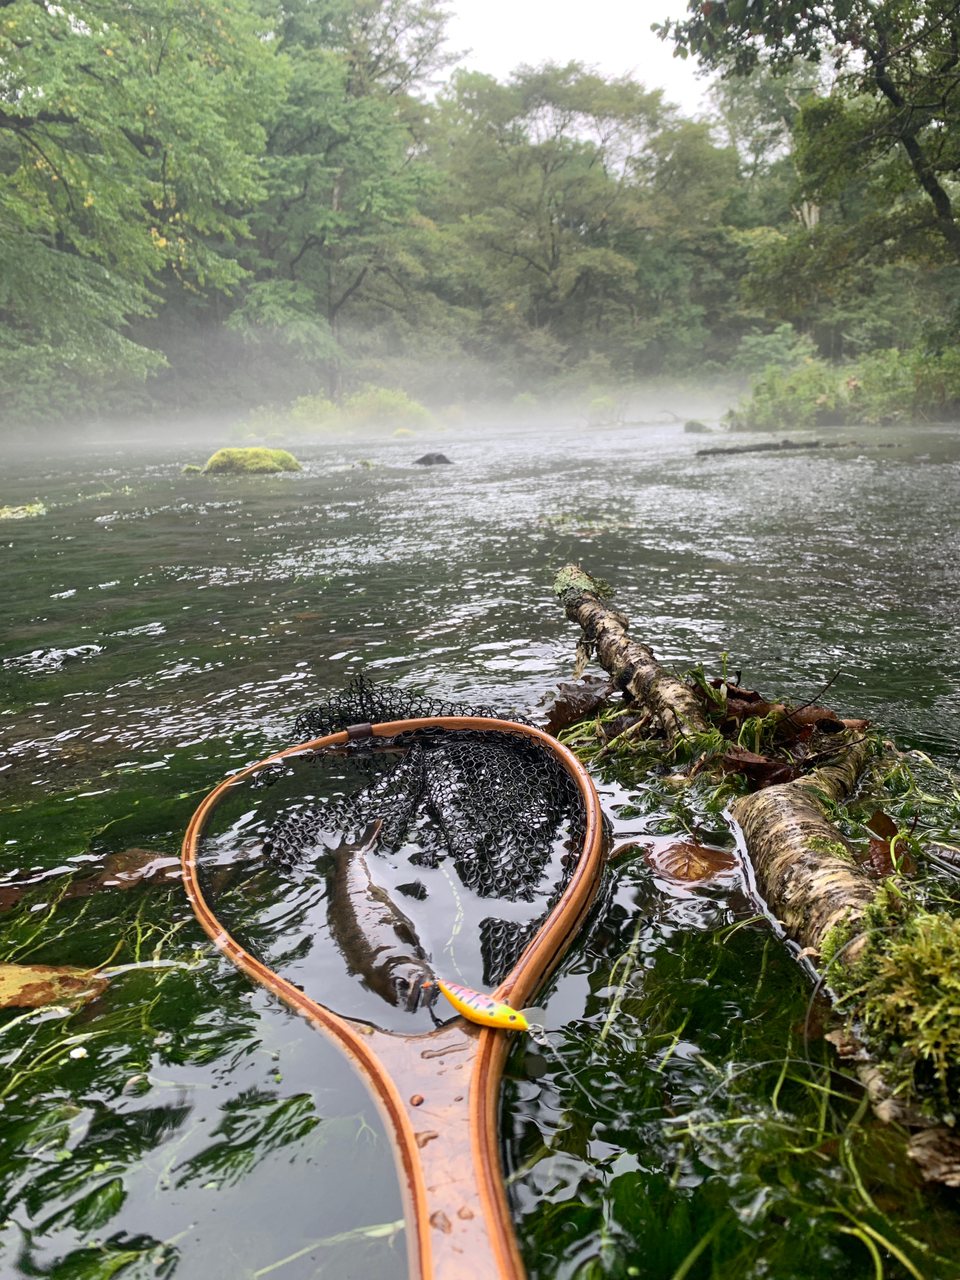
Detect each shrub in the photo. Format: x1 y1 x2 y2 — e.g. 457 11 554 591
729 358 840 430
288 394 339 430
340 386 430 426
847 348 912 422
731 323 815 375
728 343 960 429
203 447 302 475
914 347 960 419
586 394 623 426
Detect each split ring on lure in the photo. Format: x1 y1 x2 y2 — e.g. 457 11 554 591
432 978 548 1041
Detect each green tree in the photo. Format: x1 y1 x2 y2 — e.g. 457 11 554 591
228 0 453 395
662 1 960 270
0 0 284 421
423 63 756 382
426 63 669 382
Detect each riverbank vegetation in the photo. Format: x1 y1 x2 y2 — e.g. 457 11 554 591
554 564 960 1186
4 0 960 427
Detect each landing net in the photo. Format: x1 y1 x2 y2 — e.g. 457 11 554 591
195 677 589 1032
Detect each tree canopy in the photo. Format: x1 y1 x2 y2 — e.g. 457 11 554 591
3 0 960 424
663 2 960 288
0 0 285 416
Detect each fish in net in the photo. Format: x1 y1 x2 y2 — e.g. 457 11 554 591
259 676 587 1000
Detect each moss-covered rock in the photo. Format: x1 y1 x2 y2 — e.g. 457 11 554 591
203 447 302 475
181 464 202 474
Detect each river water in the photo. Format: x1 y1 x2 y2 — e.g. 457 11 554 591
2 419 959 1279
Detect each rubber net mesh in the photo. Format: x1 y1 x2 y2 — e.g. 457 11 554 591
263 676 587 989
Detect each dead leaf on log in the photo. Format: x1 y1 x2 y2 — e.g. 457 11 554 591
645 840 738 882
707 679 778 723
786 705 843 728
0 962 108 1009
535 676 613 736
858 836 916 878
709 679 764 704
721 745 799 787
725 696 776 721
866 809 898 841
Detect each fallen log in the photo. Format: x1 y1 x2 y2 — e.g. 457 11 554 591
553 565 710 748
553 561 960 1185
730 736 877 956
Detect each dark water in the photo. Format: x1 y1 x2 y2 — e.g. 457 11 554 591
2 420 959 1279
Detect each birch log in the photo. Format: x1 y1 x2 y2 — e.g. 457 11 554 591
730 734 877 955
553 564 710 747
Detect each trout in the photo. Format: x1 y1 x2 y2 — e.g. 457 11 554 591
326 822 435 1011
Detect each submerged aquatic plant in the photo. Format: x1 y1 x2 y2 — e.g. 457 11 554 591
505 913 956 1280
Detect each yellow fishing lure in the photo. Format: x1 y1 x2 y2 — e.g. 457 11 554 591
433 978 545 1035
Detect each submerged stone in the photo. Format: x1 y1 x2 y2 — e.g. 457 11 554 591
203 447 303 475
413 452 453 466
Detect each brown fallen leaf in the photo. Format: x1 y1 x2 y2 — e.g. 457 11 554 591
865 808 898 840
535 676 614 736
607 840 653 866
824 1027 868 1061
645 840 738 882
98 849 182 888
908 1127 960 1187
720 745 799 787
859 836 916 878
709 679 765 704
0 962 108 1009
725 696 776 721
785 705 843 728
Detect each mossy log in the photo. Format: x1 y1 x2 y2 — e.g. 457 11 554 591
553 564 710 747
730 735 877 955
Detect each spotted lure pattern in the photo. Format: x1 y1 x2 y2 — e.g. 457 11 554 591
434 978 537 1032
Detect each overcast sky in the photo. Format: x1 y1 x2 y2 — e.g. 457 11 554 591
443 0 710 116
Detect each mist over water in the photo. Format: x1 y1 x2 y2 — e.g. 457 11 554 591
4 413 959 787
2 414 960 1278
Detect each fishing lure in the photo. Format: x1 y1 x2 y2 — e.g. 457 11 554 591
433 978 546 1038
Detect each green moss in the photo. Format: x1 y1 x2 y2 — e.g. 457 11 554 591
0 502 46 519
552 565 615 600
181 464 202 474
842 911 960 1106
203 447 302 475
807 834 854 861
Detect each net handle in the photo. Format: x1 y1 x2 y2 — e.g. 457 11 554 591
181 716 605 1280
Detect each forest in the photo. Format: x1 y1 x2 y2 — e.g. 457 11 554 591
3 0 960 427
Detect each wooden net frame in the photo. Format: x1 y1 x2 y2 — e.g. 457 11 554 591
181 717 605 1280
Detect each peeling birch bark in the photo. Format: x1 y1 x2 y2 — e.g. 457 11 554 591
730 734 877 954
553 564 710 747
